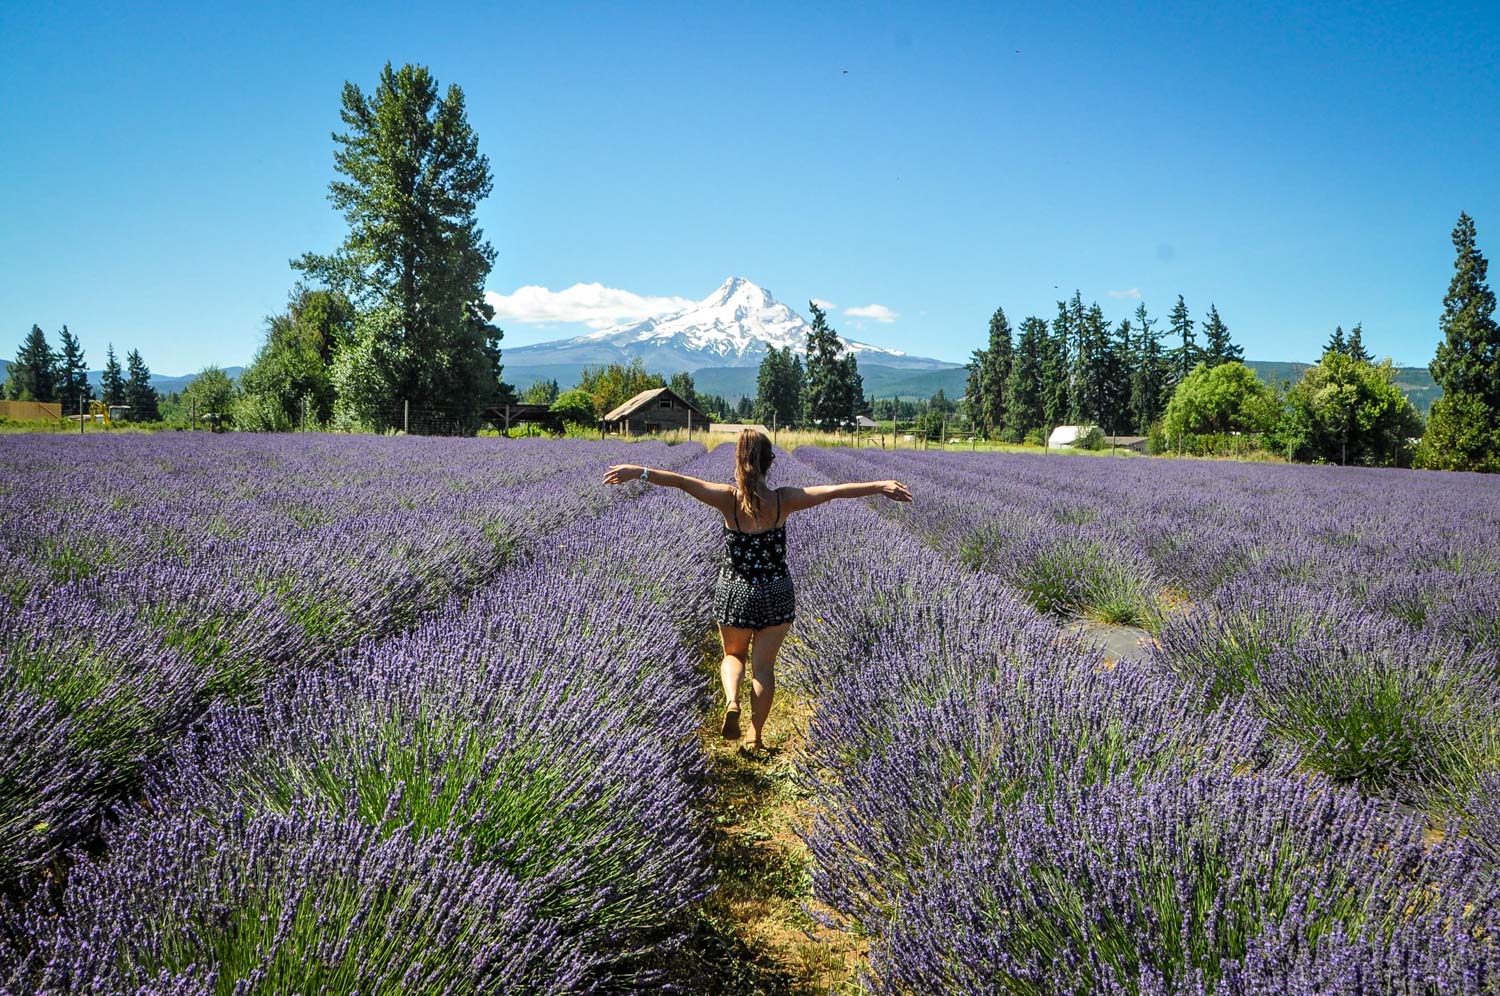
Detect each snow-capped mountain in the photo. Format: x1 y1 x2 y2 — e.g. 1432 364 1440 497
504 277 957 375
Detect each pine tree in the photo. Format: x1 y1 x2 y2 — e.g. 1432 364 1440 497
5 325 58 402
1419 212 1500 472
965 346 990 436
1074 299 1116 426
1201 304 1242 365
123 349 161 421
56 326 93 408
1431 212 1500 407
804 301 852 429
1003 317 1047 441
1167 295 1200 386
1041 302 1072 428
755 346 803 429
101 343 126 406
1130 301 1169 433
982 307 1013 435
1101 318 1133 433
1346 323 1372 364
1325 325 1348 357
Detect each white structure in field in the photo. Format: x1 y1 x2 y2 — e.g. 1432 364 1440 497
1047 425 1088 448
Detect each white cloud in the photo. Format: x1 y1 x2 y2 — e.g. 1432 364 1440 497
810 297 836 309
844 304 899 323
1108 288 1142 300
485 282 693 330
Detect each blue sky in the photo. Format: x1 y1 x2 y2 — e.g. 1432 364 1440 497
3 0 1498 374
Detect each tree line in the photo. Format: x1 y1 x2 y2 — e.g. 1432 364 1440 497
961 292 1244 445
952 211 1499 471
3 325 163 422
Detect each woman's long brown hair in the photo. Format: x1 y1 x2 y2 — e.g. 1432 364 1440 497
734 429 774 523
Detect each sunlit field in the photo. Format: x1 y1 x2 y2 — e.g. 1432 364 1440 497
2 433 1497 992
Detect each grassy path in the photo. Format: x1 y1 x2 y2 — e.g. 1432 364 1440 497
667 641 866 994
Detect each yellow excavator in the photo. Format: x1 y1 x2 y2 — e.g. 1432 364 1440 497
88 400 111 426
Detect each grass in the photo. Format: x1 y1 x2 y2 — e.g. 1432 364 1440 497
661 636 868 994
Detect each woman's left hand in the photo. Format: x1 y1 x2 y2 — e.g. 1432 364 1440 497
603 464 641 486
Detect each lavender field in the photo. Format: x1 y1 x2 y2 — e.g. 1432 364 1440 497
1 435 1499 993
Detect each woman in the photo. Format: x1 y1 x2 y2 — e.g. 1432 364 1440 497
604 429 912 756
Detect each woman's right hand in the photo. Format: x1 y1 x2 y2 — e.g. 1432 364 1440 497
879 480 913 502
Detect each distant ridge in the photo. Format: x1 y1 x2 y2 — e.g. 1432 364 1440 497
0 359 243 397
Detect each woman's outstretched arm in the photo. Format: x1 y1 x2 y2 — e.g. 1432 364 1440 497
780 479 912 512
603 464 736 514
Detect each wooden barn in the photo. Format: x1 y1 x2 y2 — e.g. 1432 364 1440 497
602 387 708 435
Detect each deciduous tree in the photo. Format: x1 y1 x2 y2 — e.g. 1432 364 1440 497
294 62 510 433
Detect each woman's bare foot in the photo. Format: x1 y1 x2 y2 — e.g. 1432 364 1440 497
721 704 741 740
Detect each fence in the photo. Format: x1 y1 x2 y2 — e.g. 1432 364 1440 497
0 401 63 421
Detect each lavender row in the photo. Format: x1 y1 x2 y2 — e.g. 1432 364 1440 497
0 436 699 886
776 448 1500 992
2 446 738 993
795 447 1500 645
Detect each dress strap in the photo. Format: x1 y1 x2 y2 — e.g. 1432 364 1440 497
731 490 741 531
775 489 782 526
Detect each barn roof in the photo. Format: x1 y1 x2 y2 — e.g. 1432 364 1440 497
601 387 707 422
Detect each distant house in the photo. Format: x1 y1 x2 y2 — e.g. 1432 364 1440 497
602 387 708 435
1108 435 1150 453
855 415 880 430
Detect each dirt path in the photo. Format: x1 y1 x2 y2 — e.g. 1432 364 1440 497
667 645 866 994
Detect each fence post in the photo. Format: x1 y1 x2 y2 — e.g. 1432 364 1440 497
404 400 410 435
79 395 85 434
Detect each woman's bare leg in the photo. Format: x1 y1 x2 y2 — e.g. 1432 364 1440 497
747 622 792 748
719 624 752 714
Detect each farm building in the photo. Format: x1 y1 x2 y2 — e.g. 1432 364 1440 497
602 387 708 435
480 403 564 435
855 415 880 430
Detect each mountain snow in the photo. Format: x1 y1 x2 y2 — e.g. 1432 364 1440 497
505 277 952 373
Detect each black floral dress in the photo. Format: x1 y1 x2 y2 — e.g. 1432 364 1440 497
714 489 795 630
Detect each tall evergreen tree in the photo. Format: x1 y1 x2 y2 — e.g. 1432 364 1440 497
965 346 990 435
1167 295 1200 386
1041 302 1072 428
1346 323 1372 364
100 343 126 407
1101 318 1133 433
1129 301 1170 433
1325 325 1348 356
123 348 160 421
1201 303 1243 365
294 62 509 433
804 301 853 429
755 346 803 428
1004 316 1047 441
5 325 58 402
1072 298 1116 426
1431 212 1500 406
981 306 1013 435
55 326 93 407
1419 212 1500 472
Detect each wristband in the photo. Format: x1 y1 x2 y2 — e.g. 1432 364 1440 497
639 468 649 482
